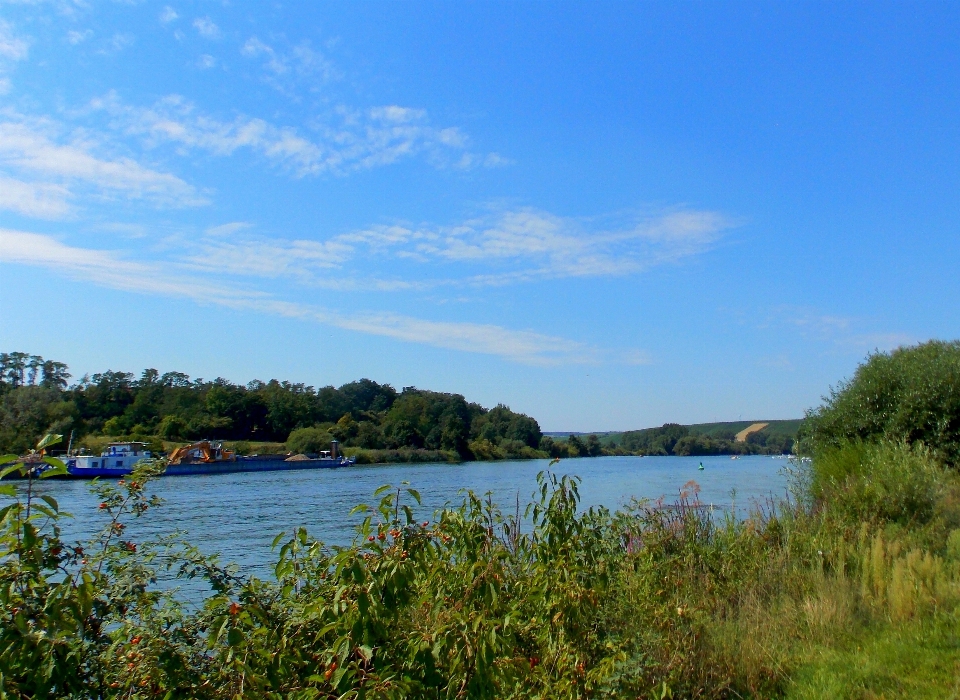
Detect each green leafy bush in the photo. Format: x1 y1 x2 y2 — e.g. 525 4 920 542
812 440 946 525
802 340 960 463
286 425 334 454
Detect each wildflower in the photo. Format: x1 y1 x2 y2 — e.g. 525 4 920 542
229 602 241 616
98 503 108 510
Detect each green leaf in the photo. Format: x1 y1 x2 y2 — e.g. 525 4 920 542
36 434 63 451
0 485 16 498
373 484 393 496
406 488 421 505
39 465 68 479
31 503 57 519
271 531 287 549
41 456 65 469
1 463 23 480
227 627 244 646
332 665 348 687
39 494 58 513
0 454 19 466
209 616 229 648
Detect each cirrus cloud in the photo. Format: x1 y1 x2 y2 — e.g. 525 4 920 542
0 113 208 218
90 92 510 176
0 228 596 366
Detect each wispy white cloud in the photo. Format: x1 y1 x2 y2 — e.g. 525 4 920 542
0 113 207 217
204 221 253 237
620 349 654 366
762 306 914 353
0 20 30 62
66 29 92 45
0 228 253 302
193 17 220 39
196 54 216 69
240 36 340 96
103 33 134 53
176 208 734 288
159 6 179 24
0 176 72 218
0 228 593 365
838 332 915 352
90 92 507 176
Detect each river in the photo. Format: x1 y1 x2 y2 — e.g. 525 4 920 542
22 454 793 579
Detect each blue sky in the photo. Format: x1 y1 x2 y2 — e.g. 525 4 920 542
1 2 958 431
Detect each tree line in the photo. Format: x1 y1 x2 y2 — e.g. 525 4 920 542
0 352 543 460
0 350 803 461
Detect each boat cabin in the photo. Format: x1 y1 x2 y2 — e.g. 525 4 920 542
69 442 152 473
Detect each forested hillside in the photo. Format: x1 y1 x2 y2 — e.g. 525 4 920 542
602 419 799 456
0 352 542 460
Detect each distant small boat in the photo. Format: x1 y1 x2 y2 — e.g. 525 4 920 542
698 462 705 471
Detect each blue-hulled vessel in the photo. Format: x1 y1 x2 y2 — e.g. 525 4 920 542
63 440 355 478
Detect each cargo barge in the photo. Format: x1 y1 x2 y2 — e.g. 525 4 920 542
60 440 355 478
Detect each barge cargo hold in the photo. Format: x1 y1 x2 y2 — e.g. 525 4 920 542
61 441 355 479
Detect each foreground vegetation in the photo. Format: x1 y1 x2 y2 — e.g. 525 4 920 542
2 340 959 698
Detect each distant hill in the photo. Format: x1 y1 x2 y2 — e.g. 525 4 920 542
685 419 804 440
583 419 805 456
590 419 803 443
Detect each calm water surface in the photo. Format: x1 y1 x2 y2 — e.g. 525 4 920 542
27 455 791 578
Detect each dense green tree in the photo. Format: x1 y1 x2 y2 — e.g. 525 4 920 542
0 386 75 454
585 434 603 457
287 426 335 454
801 340 960 462
471 405 541 449
566 434 587 457
617 423 689 455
